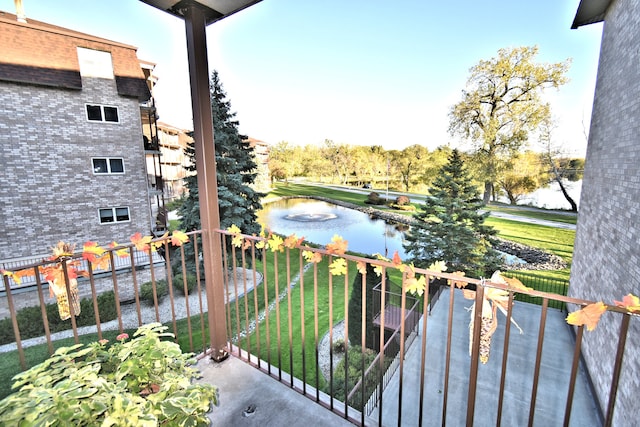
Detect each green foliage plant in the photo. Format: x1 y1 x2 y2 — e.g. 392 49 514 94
173 273 198 295
0 323 218 426
139 279 168 305
348 263 383 350
0 291 118 345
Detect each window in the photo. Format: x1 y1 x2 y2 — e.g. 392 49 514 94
99 207 130 224
92 158 125 174
77 47 114 79
86 104 119 122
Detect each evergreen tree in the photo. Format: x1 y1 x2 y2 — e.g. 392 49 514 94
403 149 501 277
178 70 263 236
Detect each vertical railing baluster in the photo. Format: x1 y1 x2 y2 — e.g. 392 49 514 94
528 297 549 427
241 245 251 359
397 271 407 427
3 274 26 370
443 279 457 425
299 249 306 394
193 234 207 353
313 261 320 401
274 249 282 380
496 291 515 427
33 268 53 355
179 242 194 352
418 276 430 427
360 268 367 427
164 241 178 341
61 259 79 343
129 249 143 327
86 262 102 341
466 282 484 426
328 255 334 409
563 324 585 427
286 248 294 387
262 244 271 374
146 250 160 323
377 268 387 427
343 264 349 420
251 241 261 369
604 313 630 427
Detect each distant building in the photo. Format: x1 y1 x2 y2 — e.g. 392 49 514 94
155 121 193 201
571 0 640 425
0 10 163 261
245 136 270 193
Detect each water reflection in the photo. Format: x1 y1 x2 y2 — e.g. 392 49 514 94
257 198 409 258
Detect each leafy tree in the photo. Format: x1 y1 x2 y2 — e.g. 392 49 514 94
498 151 544 204
449 46 570 203
538 117 582 211
404 149 501 277
178 70 263 238
391 144 430 192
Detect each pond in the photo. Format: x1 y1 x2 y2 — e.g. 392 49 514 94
257 198 409 258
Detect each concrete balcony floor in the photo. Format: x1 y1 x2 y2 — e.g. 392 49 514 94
197 356 353 426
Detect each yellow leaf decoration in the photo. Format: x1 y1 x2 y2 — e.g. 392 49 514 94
329 258 347 276
566 302 607 331
109 242 130 258
428 260 447 274
256 239 266 250
356 261 367 275
302 250 322 263
227 225 243 248
405 275 427 296
170 230 189 247
448 271 467 289
326 235 348 255
268 234 284 253
130 233 153 253
614 294 640 313
82 241 105 264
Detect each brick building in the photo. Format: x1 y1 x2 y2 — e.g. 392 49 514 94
570 0 640 424
0 11 161 261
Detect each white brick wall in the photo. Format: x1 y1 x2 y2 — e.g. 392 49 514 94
569 0 640 424
0 77 152 259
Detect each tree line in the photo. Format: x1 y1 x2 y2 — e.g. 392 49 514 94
268 46 584 211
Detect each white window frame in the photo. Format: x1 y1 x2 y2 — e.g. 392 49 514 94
92 157 125 175
86 104 119 123
98 207 130 224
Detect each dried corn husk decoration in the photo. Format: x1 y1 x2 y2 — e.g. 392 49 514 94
48 277 80 320
464 271 527 364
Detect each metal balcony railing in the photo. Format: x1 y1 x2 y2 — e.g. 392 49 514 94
0 229 636 426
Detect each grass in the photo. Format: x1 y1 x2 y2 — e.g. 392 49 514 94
486 203 578 225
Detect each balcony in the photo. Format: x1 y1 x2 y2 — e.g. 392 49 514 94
0 229 634 425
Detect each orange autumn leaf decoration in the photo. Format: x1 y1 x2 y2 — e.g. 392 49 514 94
171 230 189 247
130 232 153 253
302 250 322 264
109 241 130 258
284 234 303 249
448 271 467 289
326 235 348 255
1 269 34 285
566 302 607 331
614 294 640 313
392 251 403 268
82 241 105 264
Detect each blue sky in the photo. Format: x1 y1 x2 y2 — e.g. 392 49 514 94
2 0 603 154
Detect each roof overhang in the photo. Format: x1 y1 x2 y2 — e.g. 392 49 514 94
139 0 262 25
571 0 613 29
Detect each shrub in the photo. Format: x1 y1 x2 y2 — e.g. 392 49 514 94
365 192 386 205
0 323 219 425
0 291 119 346
172 273 198 295
333 339 346 354
395 195 410 206
140 279 168 304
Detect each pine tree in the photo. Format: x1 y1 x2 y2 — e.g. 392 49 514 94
178 70 263 236
403 149 501 277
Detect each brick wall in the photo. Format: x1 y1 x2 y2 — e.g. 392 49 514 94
569 0 640 424
0 76 152 259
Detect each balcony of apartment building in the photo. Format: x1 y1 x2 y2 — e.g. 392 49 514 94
0 228 633 426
